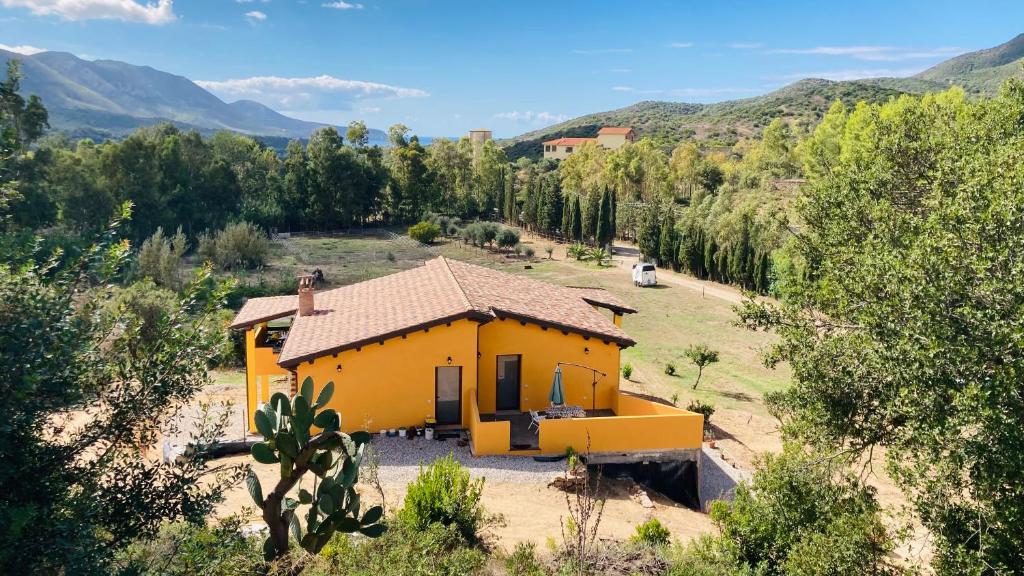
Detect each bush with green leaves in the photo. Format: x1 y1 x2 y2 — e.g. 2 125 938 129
496 227 520 251
589 247 610 265
136 226 188 288
524 245 536 258
621 362 633 380
567 243 589 261
311 520 486 576
676 446 903 575
505 542 548 576
664 362 677 376
398 453 485 544
632 518 671 547
246 377 385 560
199 221 269 270
408 221 442 244
114 516 265 576
686 400 715 436
544 246 554 259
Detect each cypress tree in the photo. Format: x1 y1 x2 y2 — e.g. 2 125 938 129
570 195 583 242
658 212 677 269
609 189 617 240
561 193 572 239
596 187 612 248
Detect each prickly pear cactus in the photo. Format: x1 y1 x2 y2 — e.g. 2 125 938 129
246 376 385 560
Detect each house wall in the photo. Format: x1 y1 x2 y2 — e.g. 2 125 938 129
543 144 574 161
596 133 630 149
294 318 480 433
476 318 621 414
245 323 291 432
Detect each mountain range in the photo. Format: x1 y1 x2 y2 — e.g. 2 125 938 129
0 49 387 144
2 34 1023 154
501 33 1024 160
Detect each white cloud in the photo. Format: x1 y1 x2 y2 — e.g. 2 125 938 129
572 48 632 55
492 110 568 126
196 74 428 110
768 45 963 62
776 67 926 81
727 42 762 49
244 10 266 22
666 87 760 97
0 0 176 24
0 42 46 55
668 42 693 48
322 1 362 8
611 85 633 92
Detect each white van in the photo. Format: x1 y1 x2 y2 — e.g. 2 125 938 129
632 262 657 287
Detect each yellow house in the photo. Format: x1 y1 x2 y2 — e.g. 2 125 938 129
542 127 637 160
231 257 702 461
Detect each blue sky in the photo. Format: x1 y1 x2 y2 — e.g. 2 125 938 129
1 0 1022 137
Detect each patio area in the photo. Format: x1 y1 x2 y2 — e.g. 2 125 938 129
480 409 615 451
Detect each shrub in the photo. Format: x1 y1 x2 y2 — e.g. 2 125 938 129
115 516 265 576
632 518 672 547
686 400 715 434
200 221 268 270
480 221 500 247
398 453 485 543
408 221 442 244
567 243 589 261
496 227 520 251
621 362 633 380
524 246 536 258
545 246 554 259
514 243 524 256
137 226 188 288
590 247 610 266
665 362 677 376
386 251 396 262
314 521 486 576
505 542 547 576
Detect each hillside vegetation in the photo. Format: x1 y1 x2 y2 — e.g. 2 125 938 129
502 34 1024 160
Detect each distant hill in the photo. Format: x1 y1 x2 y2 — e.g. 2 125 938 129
0 49 388 143
502 34 1024 160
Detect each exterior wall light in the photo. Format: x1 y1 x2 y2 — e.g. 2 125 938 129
447 356 453 365
336 364 342 372
584 347 590 355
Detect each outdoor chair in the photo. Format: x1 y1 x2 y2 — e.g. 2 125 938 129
528 410 546 432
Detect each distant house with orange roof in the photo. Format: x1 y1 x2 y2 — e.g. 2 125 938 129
542 127 637 160
231 257 703 461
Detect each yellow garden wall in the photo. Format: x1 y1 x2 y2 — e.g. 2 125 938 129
538 395 703 455
294 319 479 433
476 318 621 414
468 388 510 455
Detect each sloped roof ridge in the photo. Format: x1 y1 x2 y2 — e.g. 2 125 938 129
436 256 479 313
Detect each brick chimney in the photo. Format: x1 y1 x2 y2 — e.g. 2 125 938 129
298 275 315 316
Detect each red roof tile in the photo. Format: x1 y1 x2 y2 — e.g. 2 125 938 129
231 257 635 367
542 137 597 146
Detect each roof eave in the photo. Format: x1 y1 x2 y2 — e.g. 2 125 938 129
277 310 494 368
230 309 298 330
492 309 635 349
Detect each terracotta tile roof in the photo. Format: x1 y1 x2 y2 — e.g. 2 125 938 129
231 257 635 367
230 294 298 329
598 127 633 135
565 287 638 314
444 259 634 346
542 137 597 146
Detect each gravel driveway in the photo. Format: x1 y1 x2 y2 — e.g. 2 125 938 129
368 436 565 484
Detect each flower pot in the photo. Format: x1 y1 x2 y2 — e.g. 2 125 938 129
398 427 407 438
424 428 434 440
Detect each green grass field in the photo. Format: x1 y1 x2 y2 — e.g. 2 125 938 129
224 232 790 416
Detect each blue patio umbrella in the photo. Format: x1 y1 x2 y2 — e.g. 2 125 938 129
549 365 565 406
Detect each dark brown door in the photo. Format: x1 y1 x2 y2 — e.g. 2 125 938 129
435 366 462 425
496 355 521 411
